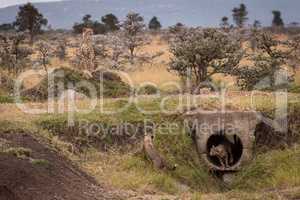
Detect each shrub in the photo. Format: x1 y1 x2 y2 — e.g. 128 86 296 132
288 83 300 93
137 85 159 95
0 96 14 103
169 28 242 89
22 67 130 101
3 147 32 158
234 30 297 90
92 69 122 82
31 159 51 168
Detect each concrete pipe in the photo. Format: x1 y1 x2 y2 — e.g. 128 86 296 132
185 111 259 171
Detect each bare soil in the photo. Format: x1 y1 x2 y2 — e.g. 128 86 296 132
0 132 129 200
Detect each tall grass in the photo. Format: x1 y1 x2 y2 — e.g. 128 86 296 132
232 148 300 191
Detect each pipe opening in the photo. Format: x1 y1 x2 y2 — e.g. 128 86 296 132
206 131 243 168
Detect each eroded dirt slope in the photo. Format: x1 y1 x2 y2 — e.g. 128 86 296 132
0 132 128 200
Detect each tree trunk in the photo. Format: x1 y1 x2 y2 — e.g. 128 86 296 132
129 47 134 64
30 32 34 45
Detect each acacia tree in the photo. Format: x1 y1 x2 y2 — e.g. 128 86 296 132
0 23 14 31
272 10 284 28
83 14 93 26
14 3 48 43
232 3 248 28
122 12 146 63
220 16 230 32
101 13 120 32
169 23 185 34
167 23 186 41
149 16 162 30
253 20 262 29
234 30 296 90
169 28 242 88
73 15 106 34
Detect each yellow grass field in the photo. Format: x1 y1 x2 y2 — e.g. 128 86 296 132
18 34 300 92
1 33 300 200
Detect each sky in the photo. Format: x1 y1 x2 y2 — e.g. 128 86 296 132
0 0 62 8
0 0 299 28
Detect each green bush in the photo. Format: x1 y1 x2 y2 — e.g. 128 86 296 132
0 95 14 103
137 85 159 95
288 84 300 93
3 147 32 158
31 159 51 168
22 67 130 101
0 95 30 103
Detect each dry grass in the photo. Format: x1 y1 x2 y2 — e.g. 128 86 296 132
117 36 180 87
128 63 179 86
0 92 299 198
295 70 300 84
1 92 299 122
195 187 300 200
1 33 300 199
80 151 181 194
9 34 300 91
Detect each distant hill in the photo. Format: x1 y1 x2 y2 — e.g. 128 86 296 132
0 0 300 29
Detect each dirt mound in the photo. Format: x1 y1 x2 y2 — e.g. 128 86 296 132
37 118 146 153
0 132 126 200
22 67 130 101
0 186 18 200
254 104 300 152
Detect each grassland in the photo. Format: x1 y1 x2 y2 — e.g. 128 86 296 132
0 92 299 199
0 34 300 199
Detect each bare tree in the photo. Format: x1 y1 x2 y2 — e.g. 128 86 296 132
232 3 248 28
220 16 230 31
122 12 146 63
93 33 126 70
14 3 48 43
107 34 125 69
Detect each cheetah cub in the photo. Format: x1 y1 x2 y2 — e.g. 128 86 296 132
209 141 234 169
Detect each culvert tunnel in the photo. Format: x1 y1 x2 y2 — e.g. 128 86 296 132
206 133 244 169
185 111 258 171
